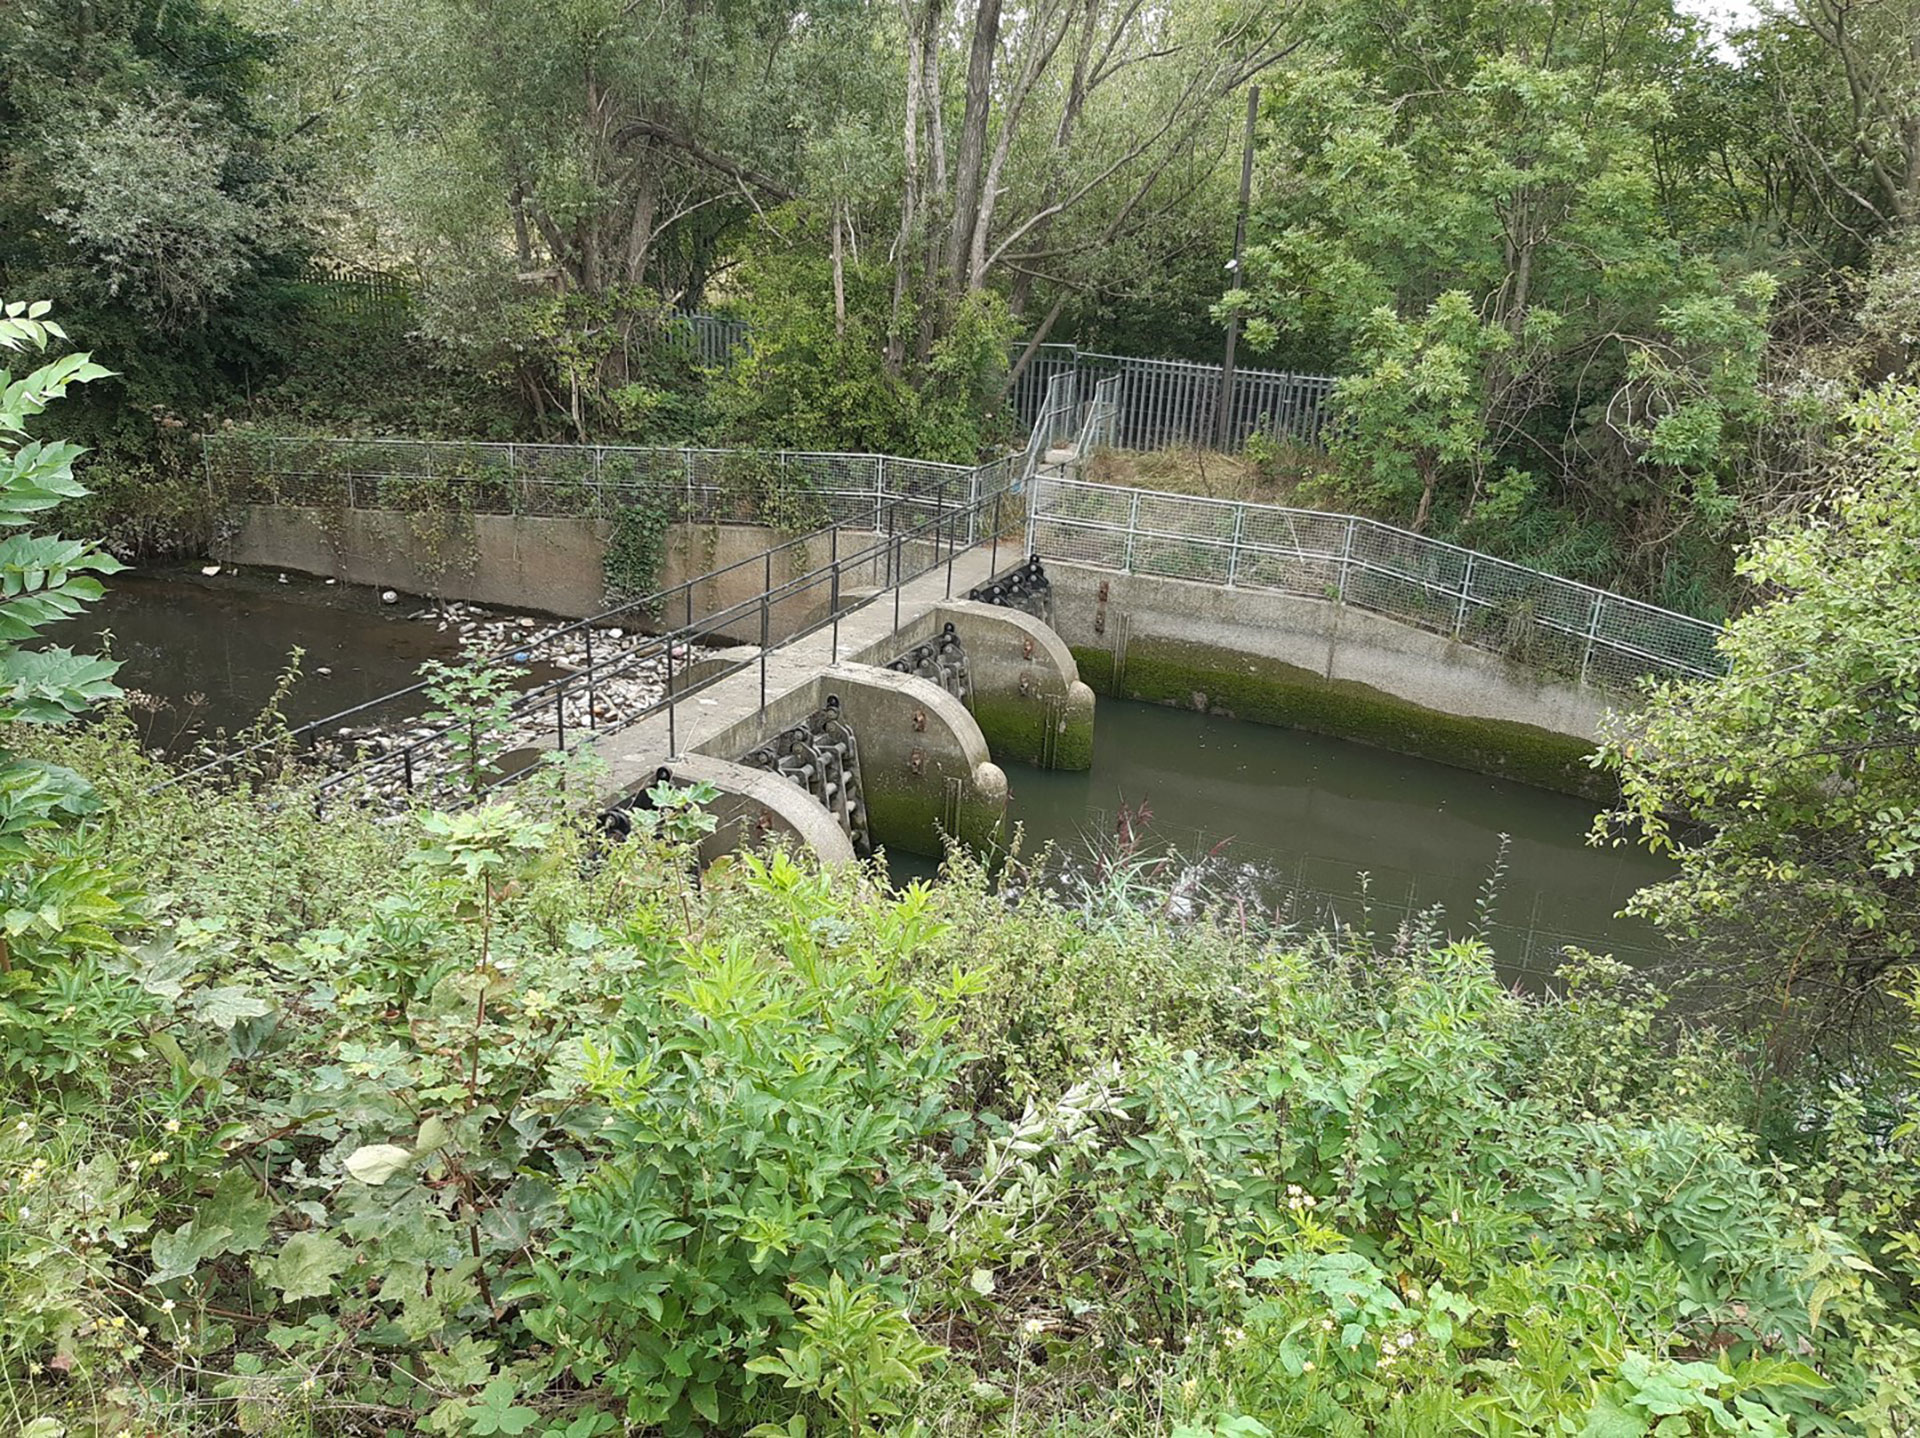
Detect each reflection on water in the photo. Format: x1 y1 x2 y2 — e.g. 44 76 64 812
50 570 468 750
915 700 1673 986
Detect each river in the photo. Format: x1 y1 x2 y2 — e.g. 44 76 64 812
58 571 1670 981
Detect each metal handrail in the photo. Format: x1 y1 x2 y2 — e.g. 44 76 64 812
177 481 1018 804
1024 475 1726 687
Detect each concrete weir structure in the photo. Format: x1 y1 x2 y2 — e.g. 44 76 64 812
1046 564 1611 797
594 550 1096 864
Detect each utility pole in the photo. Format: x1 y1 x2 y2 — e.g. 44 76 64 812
1215 84 1260 452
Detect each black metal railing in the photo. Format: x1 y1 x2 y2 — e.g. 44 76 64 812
167 487 1022 810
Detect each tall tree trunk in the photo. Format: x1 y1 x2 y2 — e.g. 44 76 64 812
831 199 847 338
889 0 927 373
945 0 1005 290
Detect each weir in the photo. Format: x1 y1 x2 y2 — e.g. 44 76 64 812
192 425 1724 863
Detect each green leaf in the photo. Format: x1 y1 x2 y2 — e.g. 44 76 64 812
190 985 275 1030
344 1143 413 1186
468 1378 539 1436
257 1231 351 1302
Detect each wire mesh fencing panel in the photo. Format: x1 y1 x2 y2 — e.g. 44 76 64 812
1234 507 1351 598
206 436 997 534
1026 477 1725 693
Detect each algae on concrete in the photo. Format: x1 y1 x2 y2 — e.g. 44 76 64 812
1072 636 1609 801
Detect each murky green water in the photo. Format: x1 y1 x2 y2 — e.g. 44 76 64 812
984 700 1673 985
60 574 1670 980
51 570 466 749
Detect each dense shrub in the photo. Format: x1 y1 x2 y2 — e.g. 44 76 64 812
2 717 1918 1435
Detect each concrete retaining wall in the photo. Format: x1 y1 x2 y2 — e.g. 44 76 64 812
1047 564 1612 796
226 506 614 616
225 506 909 634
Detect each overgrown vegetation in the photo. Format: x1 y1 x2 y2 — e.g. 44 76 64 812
7 703 1920 1436
8 0 1919 617
9 315 1920 1435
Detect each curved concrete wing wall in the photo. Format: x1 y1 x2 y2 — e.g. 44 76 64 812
656 753 858 867
822 664 1009 858
936 601 1095 770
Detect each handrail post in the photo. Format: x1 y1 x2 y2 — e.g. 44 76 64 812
1337 516 1356 602
894 534 903 633
831 529 842 664
760 590 769 711
1454 553 1475 639
1580 591 1603 687
667 641 677 754
990 490 1003 578
1123 489 1141 572
1227 505 1245 587
585 626 596 729
943 481 955 598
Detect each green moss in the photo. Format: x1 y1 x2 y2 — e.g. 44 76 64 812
861 774 1006 860
1071 638 1610 800
968 692 1095 772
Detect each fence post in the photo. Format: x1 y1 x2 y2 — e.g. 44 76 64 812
1580 592 1604 687
1337 516 1356 602
1123 489 1142 572
1226 505 1245 587
874 455 886 531
1453 554 1475 639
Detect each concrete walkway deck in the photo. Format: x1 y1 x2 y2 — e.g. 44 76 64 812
591 541 1005 799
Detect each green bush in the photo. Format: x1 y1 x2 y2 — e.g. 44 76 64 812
2 713 1918 1436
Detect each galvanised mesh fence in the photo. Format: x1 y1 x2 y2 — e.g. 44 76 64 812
204 434 1013 544
1009 343 1338 447
1025 476 1724 692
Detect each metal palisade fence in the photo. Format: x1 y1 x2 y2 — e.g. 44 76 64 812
1008 343 1337 449
663 311 1338 450
607 314 1336 450
1024 475 1725 692
289 276 1330 452
204 434 1014 544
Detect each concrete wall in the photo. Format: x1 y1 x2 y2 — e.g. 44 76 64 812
226 506 901 634
689 663 1009 860
652 754 857 867
870 602 1096 770
227 506 614 617
1047 564 1613 797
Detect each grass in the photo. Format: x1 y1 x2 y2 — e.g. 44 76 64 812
1080 442 1334 508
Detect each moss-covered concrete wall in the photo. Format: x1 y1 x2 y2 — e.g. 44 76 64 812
874 602 1096 771
1052 566 1617 800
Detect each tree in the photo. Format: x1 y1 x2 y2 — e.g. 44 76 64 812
892 0 1299 376
1772 0 1920 236
0 301 123 857
1319 292 1516 533
1594 383 1920 1068
1219 0 1785 602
